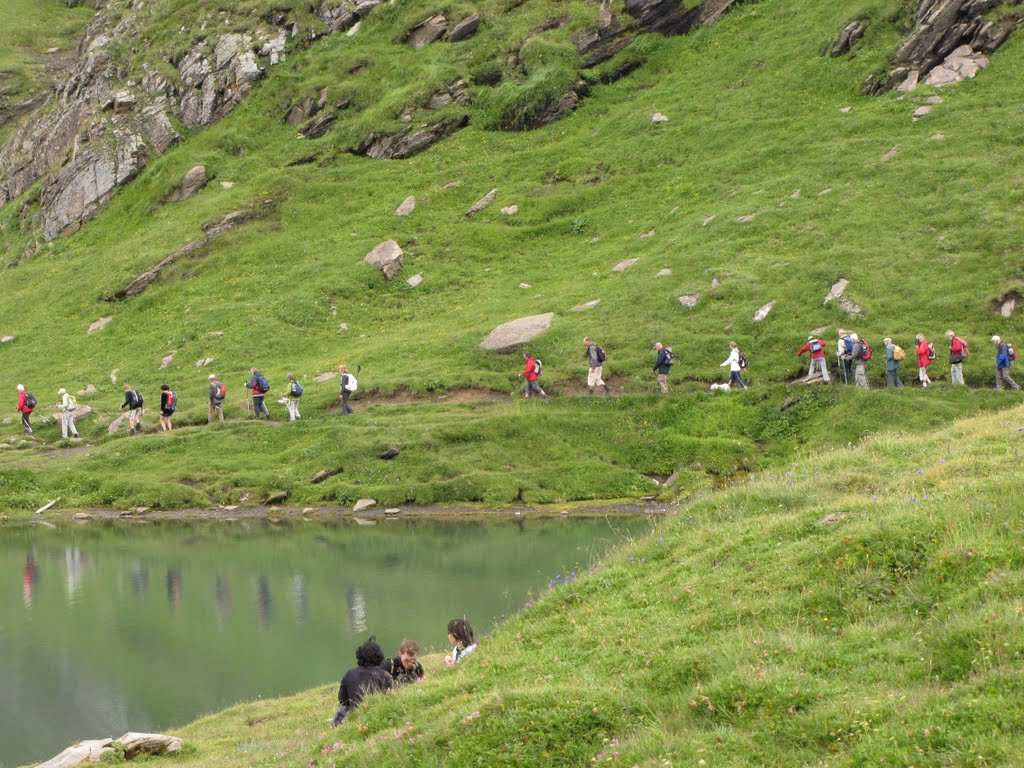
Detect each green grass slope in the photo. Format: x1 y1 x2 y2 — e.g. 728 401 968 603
1 0 1024 509
158 402 1024 767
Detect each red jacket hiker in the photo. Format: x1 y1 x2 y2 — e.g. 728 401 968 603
17 390 31 413
523 356 539 382
917 339 932 368
950 336 967 357
797 339 827 360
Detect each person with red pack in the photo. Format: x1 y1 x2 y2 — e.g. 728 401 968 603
915 333 934 387
797 334 830 383
521 352 548 399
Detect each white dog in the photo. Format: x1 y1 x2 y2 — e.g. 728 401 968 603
710 382 731 392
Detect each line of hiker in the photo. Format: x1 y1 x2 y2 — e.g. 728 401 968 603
12 364 360 439
795 329 1020 390
331 618 476 727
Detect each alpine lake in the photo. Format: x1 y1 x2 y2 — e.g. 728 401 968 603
0 513 653 767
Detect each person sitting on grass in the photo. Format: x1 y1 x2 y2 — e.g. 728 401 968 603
381 638 425 685
444 618 477 666
331 636 394 726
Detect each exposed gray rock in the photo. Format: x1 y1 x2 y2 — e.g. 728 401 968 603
752 301 776 322
678 294 699 308
88 316 112 334
830 21 866 57
353 498 377 513
310 467 343 484
1001 297 1017 318
879 146 899 163
639 228 655 238
702 214 716 226
930 133 946 140
364 240 404 280
839 297 862 316
656 268 672 277
480 312 555 352
285 96 318 126
912 105 932 120
790 189 802 199
612 258 638 272
425 79 470 110
519 282 532 289
465 188 498 216
446 13 481 42
36 738 114 768
360 116 468 160
924 95 944 104
77 384 97 396
0 335 14 343
107 413 129 434
571 299 601 312
406 273 423 288
164 165 208 203
407 14 448 48
823 278 849 304
70 405 94 424
299 111 337 138
116 733 183 760
924 44 989 86
160 352 175 369
195 357 215 368
315 371 337 383
896 69 920 92
651 112 669 123
737 213 756 223
501 204 518 215
395 196 416 216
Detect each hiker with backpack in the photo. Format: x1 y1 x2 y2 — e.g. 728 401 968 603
720 341 748 389
652 342 673 393
285 373 303 421
797 335 830 383
521 352 548 399
915 334 934 387
120 385 144 434
838 329 854 385
946 330 969 386
58 388 80 439
583 337 611 395
245 368 271 419
16 385 35 435
851 334 870 388
338 364 356 415
159 384 177 431
883 338 903 388
208 374 226 422
992 335 1021 391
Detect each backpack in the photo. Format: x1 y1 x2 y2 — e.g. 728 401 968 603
256 374 270 392
664 348 675 366
1008 343 1017 362
290 381 304 397
533 359 543 377
861 341 872 362
215 382 227 400
24 392 37 410
810 339 822 354
738 351 748 369
892 345 906 361
843 337 854 355
927 342 936 361
595 345 607 364
66 395 77 411
960 338 970 358
166 391 177 412
344 374 358 392
132 389 144 408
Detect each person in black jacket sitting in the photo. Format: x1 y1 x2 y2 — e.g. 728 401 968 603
381 639 425 685
331 637 393 726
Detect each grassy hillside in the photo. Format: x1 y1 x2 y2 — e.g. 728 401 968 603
143 401 1024 767
1 0 1023 510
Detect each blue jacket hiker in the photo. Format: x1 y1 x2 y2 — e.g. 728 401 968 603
992 336 1021 391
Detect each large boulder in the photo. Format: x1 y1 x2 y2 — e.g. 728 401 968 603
446 13 481 42
407 14 448 48
364 240 404 280
116 732 183 759
480 312 555 352
37 738 114 768
360 117 468 160
163 165 208 203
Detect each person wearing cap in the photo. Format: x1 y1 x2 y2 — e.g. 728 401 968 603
208 374 226 422
992 335 1021 391
850 333 869 388
244 368 270 418
16 385 33 435
837 329 853 384
58 388 80 439
652 342 672 393
797 334 830 383
946 330 968 386
883 338 902 388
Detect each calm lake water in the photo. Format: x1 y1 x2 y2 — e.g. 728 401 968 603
0 516 650 767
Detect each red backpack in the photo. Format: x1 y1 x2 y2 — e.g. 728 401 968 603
861 341 872 361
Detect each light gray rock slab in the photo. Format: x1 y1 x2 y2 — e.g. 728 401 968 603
479 313 555 352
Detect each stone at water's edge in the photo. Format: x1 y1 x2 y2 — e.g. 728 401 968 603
36 738 113 768
480 313 555 352
117 733 183 759
353 498 377 513
364 240 404 280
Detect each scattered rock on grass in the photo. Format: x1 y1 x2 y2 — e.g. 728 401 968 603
266 491 289 505
407 273 423 288
407 13 448 49
117 733 183 760
678 294 699 308
656 268 672 277
446 13 481 42
501 204 518 215
753 301 776 322
879 146 899 163
737 213 756 223
480 312 555 352
1 335 15 343
364 240 404 281
823 278 849 304
612 258 638 272
519 282 532 289
315 371 336 383
465 188 498 216
164 165 208 203
651 112 669 123
639 228 655 239
571 299 601 312
35 738 113 767
77 384 96 396
160 352 175 369
379 447 401 460
929 133 945 140
702 215 716 226
817 512 848 526
789 189 801 199
394 196 416 216
310 468 343 484
195 357 215 368
912 105 932 120
87 316 112 334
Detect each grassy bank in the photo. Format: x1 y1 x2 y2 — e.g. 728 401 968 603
0 385 1019 517
142 401 1024 767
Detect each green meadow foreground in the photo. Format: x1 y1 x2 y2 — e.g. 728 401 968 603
150 402 1024 767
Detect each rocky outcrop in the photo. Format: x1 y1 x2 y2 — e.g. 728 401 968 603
480 313 555 352
359 116 469 160
38 733 182 768
425 79 470 110
868 0 1022 93
446 14 482 42
299 112 338 138
105 199 276 300
176 34 265 129
407 14 449 48
364 240 404 280
829 21 866 57
163 165 208 204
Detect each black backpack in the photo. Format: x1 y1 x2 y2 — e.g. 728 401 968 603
290 381 303 397
596 345 607 364
134 390 144 408
256 374 270 392
24 392 37 409
738 351 749 369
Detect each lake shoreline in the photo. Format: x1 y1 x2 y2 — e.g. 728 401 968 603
6 498 676 526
